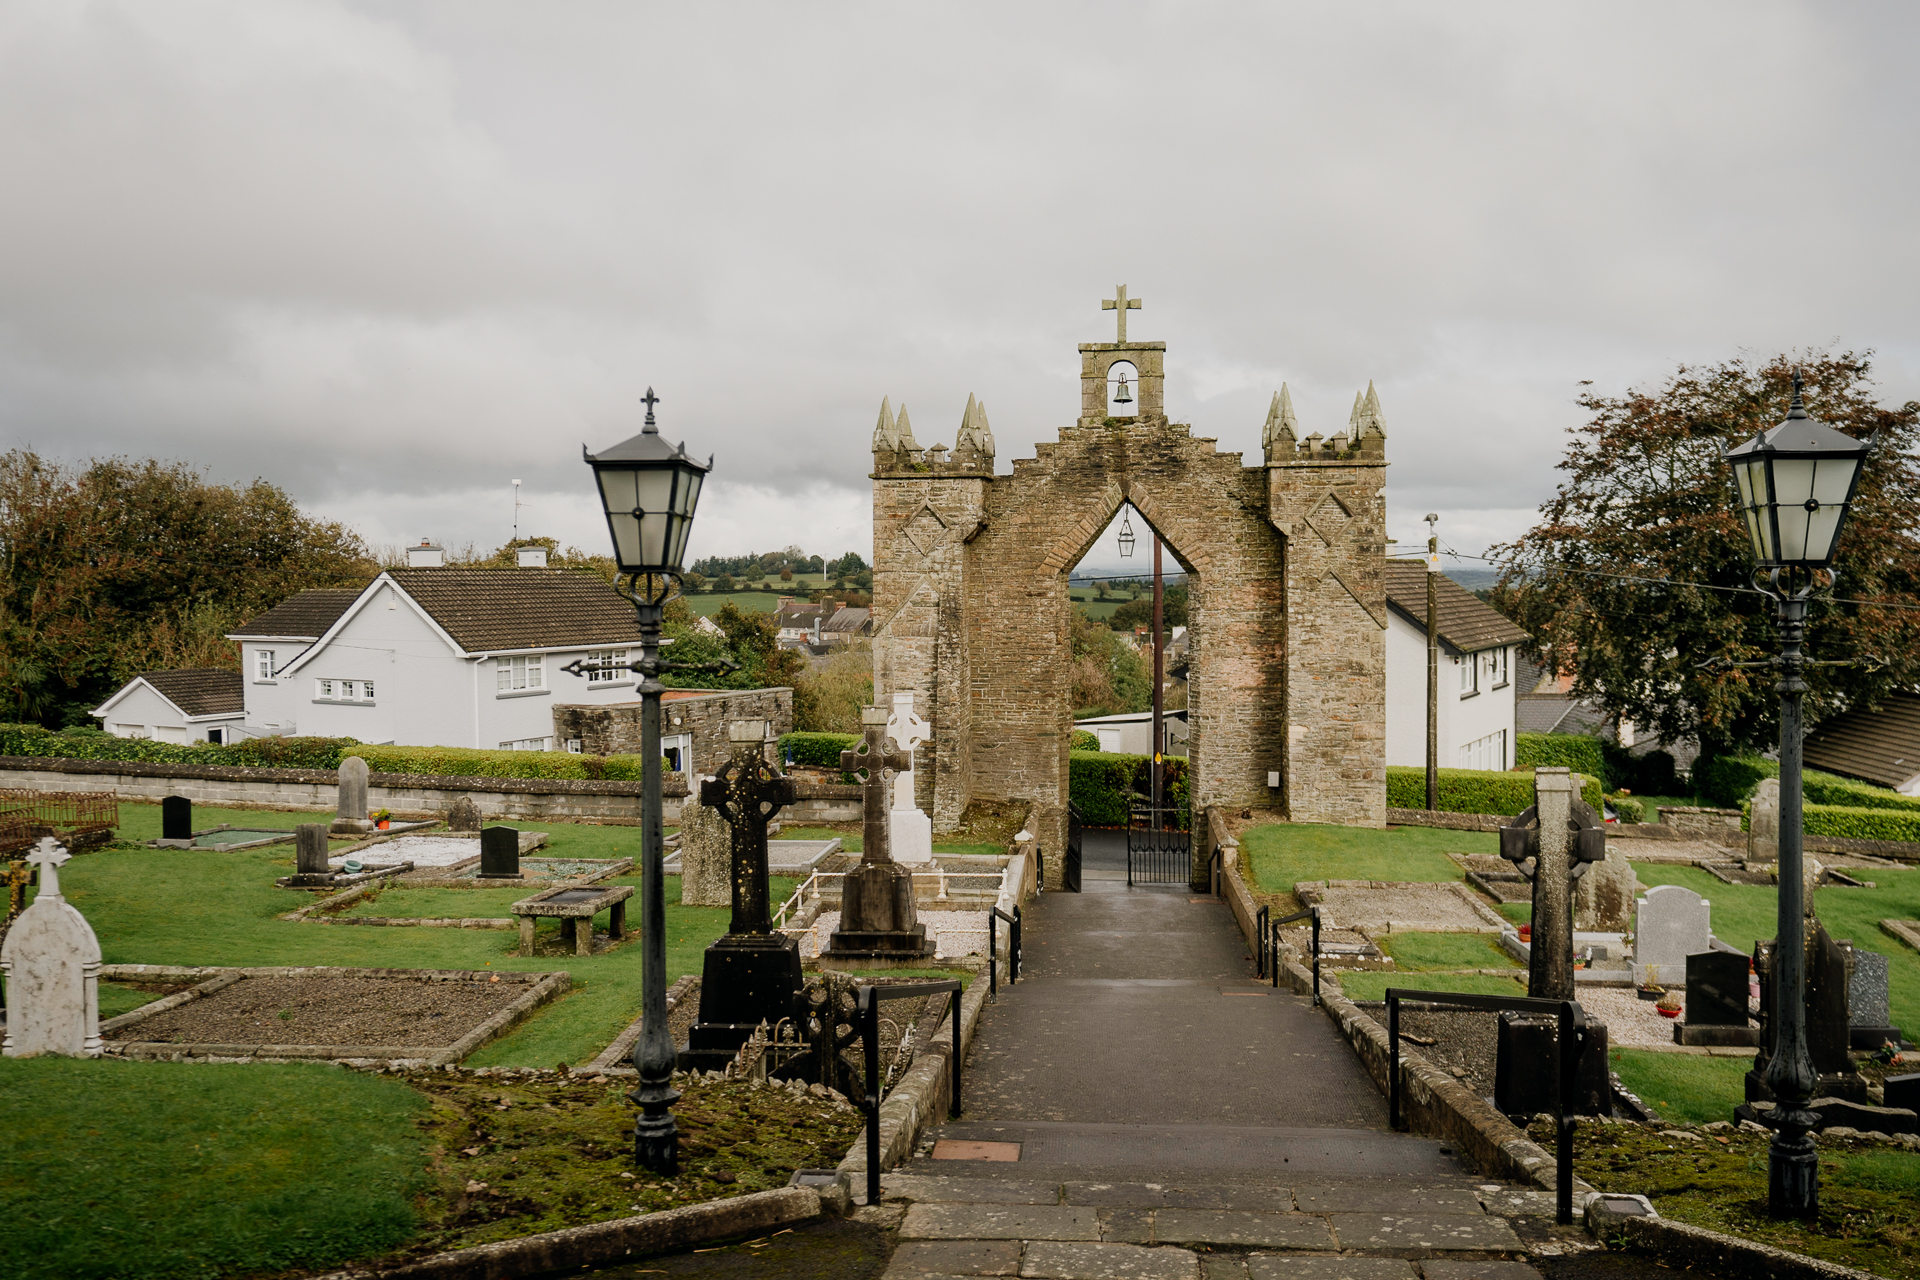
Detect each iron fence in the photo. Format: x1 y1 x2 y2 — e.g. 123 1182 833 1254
857 980 963 1206
1126 803 1189 886
987 905 1022 1002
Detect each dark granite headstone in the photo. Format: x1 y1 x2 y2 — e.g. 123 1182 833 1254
294 824 329 875
478 826 520 879
1686 950 1750 1027
1805 923 1854 1077
161 795 192 841
1883 1073 1920 1114
1495 1012 1610 1119
1848 950 1903 1050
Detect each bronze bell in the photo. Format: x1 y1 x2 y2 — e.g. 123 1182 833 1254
1114 373 1134 404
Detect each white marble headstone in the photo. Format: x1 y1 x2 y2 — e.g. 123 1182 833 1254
1 839 102 1058
886 691 934 866
1633 883 1712 986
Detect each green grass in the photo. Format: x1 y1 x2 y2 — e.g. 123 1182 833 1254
1337 971 1526 1002
1608 1047 1750 1125
1629 861 1920 1034
0 1057 428 1280
47 809 799 1067
1241 822 1491 897
1071 598 1125 621
1498 902 1532 923
1378 932 1520 971
111 802 360 844
96 982 163 1020
682 590 783 616
332 878 797 924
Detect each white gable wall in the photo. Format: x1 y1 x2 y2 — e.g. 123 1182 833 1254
94 683 190 742
1384 608 1516 771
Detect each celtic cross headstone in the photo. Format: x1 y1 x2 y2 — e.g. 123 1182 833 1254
886 691 934 866
826 707 933 958
1 839 102 1058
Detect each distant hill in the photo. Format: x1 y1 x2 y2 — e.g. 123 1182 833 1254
1443 566 1501 591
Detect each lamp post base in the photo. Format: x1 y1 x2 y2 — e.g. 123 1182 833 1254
1768 1130 1819 1218
634 1105 681 1176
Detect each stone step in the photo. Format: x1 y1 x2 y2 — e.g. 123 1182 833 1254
882 1172 1498 1216
896 1120 1460 1180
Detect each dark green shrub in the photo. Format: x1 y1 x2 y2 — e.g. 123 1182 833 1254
1068 750 1189 827
1070 729 1100 752
342 745 649 781
1801 774 1920 814
777 732 861 783
1802 802 1920 843
1608 794 1645 824
1692 753 1776 807
1516 733 1607 784
1386 766 1602 816
219 737 359 770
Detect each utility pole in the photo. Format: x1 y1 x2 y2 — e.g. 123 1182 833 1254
1152 531 1165 817
1425 513 1439 812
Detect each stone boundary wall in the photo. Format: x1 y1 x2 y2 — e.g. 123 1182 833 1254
0 755 868 829
1585 1197 1880 1280
553 686 794 773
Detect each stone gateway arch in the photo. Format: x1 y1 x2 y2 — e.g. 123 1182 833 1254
869 298 1390 888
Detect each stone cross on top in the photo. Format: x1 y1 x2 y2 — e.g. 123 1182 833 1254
26 837 71 898
1102 284 1143 343
699 719 797 937
886 691 931 810
843 707 914 865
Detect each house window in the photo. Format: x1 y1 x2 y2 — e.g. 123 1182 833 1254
1459 654 1479 697
500 736 550 751
497 655 544 693
1489 647 1509 689
565 739 583 754
317 679 334 699
662 733 693 774
1460 729 1507 772
315 679 374 703
587 651 629 684
255 649 276 681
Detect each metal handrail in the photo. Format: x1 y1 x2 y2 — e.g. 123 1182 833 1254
1253 905 1270 977
1385 988 1588 1225
987 905 1022 1002
857 980 963 1206
1271 906 1321 1005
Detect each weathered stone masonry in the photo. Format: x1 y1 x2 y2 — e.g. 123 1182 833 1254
870 319 1389 887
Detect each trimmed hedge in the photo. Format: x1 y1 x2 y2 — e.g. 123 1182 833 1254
777 733 860 770
1695 750 1920 813
0 724 359 770
1803 802 1920 844
1803 774 1920 814
1692 753 1776 808
1070 729 1100 752
1609 795 1645 824
340 745 656 781
1515 733 1606 784
1068 750 1190 828
1386 766 1602 816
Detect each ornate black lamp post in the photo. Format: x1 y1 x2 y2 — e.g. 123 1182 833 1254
569 388 723 1174
1722 372 1873 1217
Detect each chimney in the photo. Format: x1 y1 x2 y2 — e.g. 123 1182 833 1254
407 541 445 568
515 546 549 568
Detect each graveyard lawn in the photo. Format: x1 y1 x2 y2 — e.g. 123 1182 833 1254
1546 1116 1920 1279
1240 822 1495 906
0 1057 429 1280
43 805 807 1067
1378 931 1523 972
1337 971 1527 1002
1608 1048 1751 1125
1631 860 1920 1035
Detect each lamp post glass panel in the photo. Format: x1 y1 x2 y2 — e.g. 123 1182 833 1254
576 387 716 1175
1722 373 1872 1217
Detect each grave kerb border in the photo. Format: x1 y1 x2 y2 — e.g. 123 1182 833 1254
97 964 569 1065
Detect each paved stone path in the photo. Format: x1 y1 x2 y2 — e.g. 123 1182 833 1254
867 833 1591 1279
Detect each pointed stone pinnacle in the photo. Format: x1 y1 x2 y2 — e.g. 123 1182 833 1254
1361 380 1385 437
1278 384 1299 432
895 404 918 451
1349 391 1364 429
873 396 896 451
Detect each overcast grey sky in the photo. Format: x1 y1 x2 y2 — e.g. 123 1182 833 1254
4 2 1916 572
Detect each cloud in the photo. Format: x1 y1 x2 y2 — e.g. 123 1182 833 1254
3 1 1918 566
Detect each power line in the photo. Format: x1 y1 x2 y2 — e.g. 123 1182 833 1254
1438 547 1920 614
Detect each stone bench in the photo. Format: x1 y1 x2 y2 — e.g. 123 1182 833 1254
512 883 634 956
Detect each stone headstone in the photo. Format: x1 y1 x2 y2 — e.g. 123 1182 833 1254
1747 778 1779 864
677 787 732 906
1805 923 1855 1078
1851 951 1891 1029
886 691 934 867
446 795 481 832
478 826 520 879
1574 852 1638 933
1529 767 1577 1001
294 824 329 875
161 795 192 842
1884 1072 1920 1114
1 839 103 1057
1633 884 1711 986
331 756 373 836
1686 950 1750 1027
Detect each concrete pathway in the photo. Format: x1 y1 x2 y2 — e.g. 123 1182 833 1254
870 836 1590 1279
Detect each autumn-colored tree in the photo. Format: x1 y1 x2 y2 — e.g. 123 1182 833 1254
1490 353 1920 757
1071 607 1150 715
0 451 373 725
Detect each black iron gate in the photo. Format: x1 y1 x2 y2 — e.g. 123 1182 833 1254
1126 802 1190 886
1064 803 1083 892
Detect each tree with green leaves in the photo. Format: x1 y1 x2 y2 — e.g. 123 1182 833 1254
1491 352 1920 758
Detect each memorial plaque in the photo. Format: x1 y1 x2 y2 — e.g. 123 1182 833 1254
161 795 192 842
1686 951 1750 1027
478 825 521 879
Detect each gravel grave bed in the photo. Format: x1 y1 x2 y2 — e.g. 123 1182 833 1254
335 836 479 867
107 974 531 1048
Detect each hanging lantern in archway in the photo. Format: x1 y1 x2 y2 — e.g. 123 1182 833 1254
1117 508 1136 557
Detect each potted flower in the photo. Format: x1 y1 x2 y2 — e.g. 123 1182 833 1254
372 808 393 831
1637 962 1664 1001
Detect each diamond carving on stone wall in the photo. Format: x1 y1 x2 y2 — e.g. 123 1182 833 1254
1304 491 1354 549
903 506 947 557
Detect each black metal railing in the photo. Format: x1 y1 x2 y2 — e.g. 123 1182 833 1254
1253 905 1270 975
1065 803 1084 892
1207 846 1222 897
1385 988 1588 1225
1268 905 1321 1005
987 905 1022 1002
857 980 964 1206
1126 803 1190 886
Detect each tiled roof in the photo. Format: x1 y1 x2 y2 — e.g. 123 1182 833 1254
1383 561 1531 654
822 606 870 634
141 669 244 718
229 588 363 638
386 568 647 652
1804 693 1920 791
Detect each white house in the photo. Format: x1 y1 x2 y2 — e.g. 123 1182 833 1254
91 669 246 744
1383 560 1530 772
1073 709 1189 757
221 564 659 749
